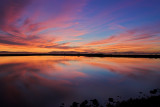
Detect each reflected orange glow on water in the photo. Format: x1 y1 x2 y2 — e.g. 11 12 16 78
84 58 160 75
0 56 160 106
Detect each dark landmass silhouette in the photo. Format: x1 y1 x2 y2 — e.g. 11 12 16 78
0 53 160 58
0 51 160 58
62 89 160 107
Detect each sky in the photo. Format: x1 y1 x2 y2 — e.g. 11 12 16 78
0 0 160 53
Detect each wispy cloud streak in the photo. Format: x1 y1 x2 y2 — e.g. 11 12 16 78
0 0 159 53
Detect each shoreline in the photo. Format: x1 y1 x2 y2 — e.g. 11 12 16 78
0 54 160 58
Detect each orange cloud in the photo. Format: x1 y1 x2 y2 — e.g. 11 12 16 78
84 26 160 53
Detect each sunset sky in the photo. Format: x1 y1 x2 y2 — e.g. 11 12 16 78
0 0 160 53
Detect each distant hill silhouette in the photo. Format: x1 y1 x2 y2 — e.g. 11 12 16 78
0 51 160 58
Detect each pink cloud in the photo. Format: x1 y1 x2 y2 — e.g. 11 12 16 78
0 0 88 51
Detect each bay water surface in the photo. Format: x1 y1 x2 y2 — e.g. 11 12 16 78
0 56 160 107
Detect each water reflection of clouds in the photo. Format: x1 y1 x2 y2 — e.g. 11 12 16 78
84 58 160 78
0 56 86 106
0 56 160 106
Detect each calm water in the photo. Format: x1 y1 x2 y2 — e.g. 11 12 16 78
0 56 160 107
